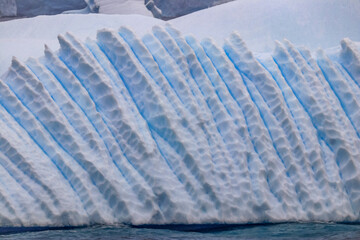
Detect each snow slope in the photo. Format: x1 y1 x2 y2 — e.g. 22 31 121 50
1 0 360 75
0 14 163 76
0 24 360 226
171 0 360 52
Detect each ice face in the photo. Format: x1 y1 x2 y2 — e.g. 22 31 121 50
0 0 16 17
0 26 359 227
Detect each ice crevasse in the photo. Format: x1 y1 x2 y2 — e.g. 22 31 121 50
0 25 360 227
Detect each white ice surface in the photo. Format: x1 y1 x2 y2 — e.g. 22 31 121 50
1 0 360 75
0 24 360 226
0 14 163 76
171 0 360 52
0 0 360 227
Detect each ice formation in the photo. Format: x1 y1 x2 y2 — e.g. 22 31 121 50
85 0 151 16
0 0 16 17
0 25 360 227
144 0 234 19
2 0 87 17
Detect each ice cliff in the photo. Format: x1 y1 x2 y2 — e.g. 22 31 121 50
145 0 234 19
0 25 360 227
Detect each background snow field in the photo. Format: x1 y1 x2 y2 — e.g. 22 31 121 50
0 14 164 76
0 24 360 226
1 0 360 76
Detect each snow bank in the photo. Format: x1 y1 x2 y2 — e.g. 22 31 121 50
1 0 359 75
0 14 163 75
171 0 360 52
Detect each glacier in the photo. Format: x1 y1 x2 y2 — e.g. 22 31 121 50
0 24 360 227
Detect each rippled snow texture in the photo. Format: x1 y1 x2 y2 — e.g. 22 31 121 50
0 26 360 227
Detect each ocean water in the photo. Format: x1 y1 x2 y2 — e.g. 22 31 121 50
1 223 360 240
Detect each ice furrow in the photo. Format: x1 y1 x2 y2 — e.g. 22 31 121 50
340 39 360 86
225 36 316 190
160 27 272 219
273 42 360 215
0 80 91 225
97 29 223 222
5 58 133 223
224 37 333 217
317 51 360 138
43 46 156 222
256 56 343 217
50 40 160 221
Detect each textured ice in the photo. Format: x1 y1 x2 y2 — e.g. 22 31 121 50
0 0 16 17
9 0 87 17
144 0 234 19
85 0 152 16
0 25 360 227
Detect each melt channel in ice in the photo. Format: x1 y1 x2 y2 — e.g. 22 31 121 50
0 25 360 227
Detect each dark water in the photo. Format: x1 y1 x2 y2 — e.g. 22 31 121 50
1 223 360 240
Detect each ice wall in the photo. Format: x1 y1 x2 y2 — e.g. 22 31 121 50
0 25 360 227
145 0 234 19
0 0 16 17
15 0 87 17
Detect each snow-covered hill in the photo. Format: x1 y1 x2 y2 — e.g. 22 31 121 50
171 0 360 52
1 0 359 75
0 14 163 76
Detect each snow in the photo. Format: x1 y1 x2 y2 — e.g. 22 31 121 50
1 0 360 75
0 14 163 76
0 0 360 227
171 0 360 52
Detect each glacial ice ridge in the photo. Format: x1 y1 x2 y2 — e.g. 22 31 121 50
0 25 360 227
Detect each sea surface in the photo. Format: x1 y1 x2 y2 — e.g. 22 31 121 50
1 223 360 239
